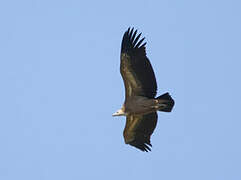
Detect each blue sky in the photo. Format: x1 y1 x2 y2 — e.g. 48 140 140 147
0 0 241 179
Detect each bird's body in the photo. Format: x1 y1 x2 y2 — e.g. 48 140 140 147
113 28 174 152
124 96 157 115
119 95 170 116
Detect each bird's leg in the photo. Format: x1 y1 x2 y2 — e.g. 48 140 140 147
151 99 167 109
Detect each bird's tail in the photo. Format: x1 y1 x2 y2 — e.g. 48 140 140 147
155 93 175 112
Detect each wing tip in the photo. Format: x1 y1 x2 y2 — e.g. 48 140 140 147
128 140 152 152
135 142 152 152
121 27 146 53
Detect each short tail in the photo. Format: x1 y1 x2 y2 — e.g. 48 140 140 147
155 93 175 112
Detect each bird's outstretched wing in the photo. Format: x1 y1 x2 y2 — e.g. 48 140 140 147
120 28 157 98
123 112 157 152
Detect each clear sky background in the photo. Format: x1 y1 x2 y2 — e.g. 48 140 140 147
0 0 241 179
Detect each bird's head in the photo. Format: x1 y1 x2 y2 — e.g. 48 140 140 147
112 108 126 117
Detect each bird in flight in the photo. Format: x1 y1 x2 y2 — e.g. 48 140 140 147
113 28 175 152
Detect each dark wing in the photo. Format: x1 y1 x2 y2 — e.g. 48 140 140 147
123 112 158 152
120 28 157 98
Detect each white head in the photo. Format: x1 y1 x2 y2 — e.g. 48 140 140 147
112 108 126 116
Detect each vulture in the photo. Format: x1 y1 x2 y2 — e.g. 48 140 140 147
113 27 175 152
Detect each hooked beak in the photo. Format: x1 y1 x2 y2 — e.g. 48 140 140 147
112 112 120 117
112 109 126 117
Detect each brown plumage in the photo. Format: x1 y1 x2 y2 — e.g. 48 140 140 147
113 28 175 152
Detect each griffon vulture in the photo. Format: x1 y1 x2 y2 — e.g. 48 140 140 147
113 28 175 152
